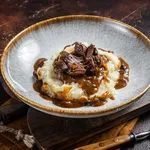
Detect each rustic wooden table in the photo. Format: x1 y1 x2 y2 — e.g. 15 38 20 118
0 0 150 150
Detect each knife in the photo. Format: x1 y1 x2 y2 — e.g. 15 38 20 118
74 130 150 150
0 102 29 125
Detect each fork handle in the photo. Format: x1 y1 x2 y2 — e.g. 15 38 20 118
74 134 135 150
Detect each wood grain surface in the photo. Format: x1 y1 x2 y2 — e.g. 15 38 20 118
74 134 131 150
0 98 138 150
27 88 150 150
0 0 150 150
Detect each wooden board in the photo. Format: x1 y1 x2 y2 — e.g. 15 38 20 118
27 89 150 150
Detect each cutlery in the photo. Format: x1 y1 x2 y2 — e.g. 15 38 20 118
0 102 29 125
74 130 150 150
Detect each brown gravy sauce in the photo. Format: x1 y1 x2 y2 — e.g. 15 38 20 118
61 71 104 96
33 57 129 108
33 80 51 100
34 58 47 71
115 57 129 89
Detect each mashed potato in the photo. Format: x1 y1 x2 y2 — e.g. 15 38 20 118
37 43 121 102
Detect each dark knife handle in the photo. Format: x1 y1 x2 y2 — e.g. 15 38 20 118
0 102 29 125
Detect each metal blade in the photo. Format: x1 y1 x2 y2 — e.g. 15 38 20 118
134 130 150 142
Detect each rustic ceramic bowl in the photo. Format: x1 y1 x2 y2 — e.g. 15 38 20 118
1 15 150 118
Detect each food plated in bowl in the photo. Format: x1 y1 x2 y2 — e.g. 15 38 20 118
33 42 129 108
1 15 150 118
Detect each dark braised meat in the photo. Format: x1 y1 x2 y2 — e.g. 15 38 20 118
85 44 97 60
53 51 86 77
74 42 87 56
53 42 108 79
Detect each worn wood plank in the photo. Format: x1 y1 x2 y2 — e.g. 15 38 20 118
0 145 10 150
2 116 30 150
0 134 14 148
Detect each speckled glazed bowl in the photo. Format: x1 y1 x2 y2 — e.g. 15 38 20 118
1 15 150 118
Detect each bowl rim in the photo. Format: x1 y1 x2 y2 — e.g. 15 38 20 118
1 15 150 116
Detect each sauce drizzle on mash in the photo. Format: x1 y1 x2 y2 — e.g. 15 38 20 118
33 42 129 108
